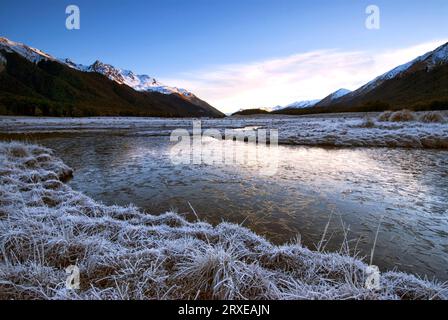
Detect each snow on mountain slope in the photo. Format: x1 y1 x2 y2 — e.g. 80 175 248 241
272 99 320 111
270 105 284 111
275 89 352 111
315 88 352 107
60 58 90 72
352 42 448 97
0 37 54 63
63 59 196 97
286 99 321 109
330 88 352 99
0 37 196 99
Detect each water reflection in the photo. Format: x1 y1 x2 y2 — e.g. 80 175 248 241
3 132 447 281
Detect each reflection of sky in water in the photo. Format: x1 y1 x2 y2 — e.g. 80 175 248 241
7 132 448 281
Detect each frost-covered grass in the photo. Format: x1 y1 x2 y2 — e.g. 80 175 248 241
418 111 447 123
0 141 446 300
378 110 447 123
276 115 448 149
2 114 448 149
389 110 417 122
358 117 376 128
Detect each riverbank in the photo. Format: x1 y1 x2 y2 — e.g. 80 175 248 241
0 141 446 300
1 112 448 149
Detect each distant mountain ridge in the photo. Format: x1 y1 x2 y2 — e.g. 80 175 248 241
272 89 351 112
61 59 195 97
0 37 196 98
282 99 320 110
355 42 448 96
0 37 53 63
328 42 448 109
60 58 220 116
0 37 224 117
275 42 448 115
2 36 448 117
315 88 351 107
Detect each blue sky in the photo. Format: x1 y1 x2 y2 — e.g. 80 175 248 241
1 0 448 112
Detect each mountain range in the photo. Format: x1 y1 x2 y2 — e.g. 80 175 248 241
272 99 321 111
315 88 352 107
0 37 224 117
274 42 448 115
2 36 448 118
273 88 354 112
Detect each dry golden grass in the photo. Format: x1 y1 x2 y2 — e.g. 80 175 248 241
377 111 394 122
419 111 446 123
389 110 417 122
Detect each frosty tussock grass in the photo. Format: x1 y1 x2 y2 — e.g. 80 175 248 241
0 141 446 300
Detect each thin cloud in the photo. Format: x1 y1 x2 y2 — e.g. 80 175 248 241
162 40 448 113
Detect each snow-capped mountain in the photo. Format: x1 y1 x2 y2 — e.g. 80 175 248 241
277 42 448 112
0 37 54 63
274 90 351 111
270 105 284 111
315 88 351 107
285 99 321 109
0 37 197 99
0 36 224 117
329 88 351 99
62 59 195 98
272 99 320 111
341 42 448 102
315 41 448 110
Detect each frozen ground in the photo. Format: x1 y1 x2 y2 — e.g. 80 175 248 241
0 141 446 300
271 114 448 148
1 112 448 149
